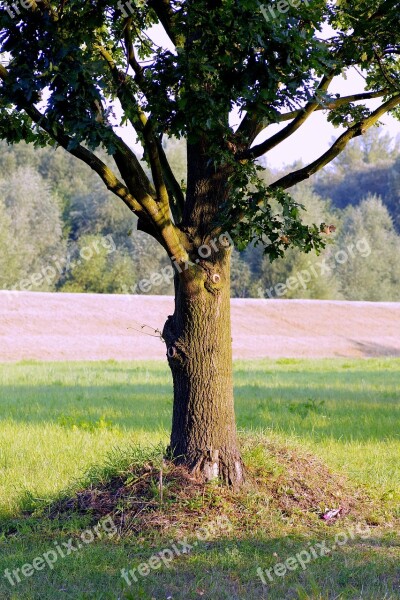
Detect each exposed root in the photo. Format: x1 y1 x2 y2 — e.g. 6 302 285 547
172 446 246 488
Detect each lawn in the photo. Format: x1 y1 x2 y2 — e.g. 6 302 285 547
0 359 399 599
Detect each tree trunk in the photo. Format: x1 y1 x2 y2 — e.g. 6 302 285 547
163 246 245 487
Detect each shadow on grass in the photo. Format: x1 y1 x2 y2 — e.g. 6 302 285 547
0 373 399 440
0 383 172 432
0 530 398 600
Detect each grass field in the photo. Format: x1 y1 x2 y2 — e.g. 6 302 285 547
0 359 399 599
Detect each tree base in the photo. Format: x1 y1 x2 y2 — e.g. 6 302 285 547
168 446 245 488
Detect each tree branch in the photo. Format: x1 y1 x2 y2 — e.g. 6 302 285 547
148 0 179 46
237 0 396 148
236 88 388 156
122 25 185 219
270 94 400 190
0 63 189 260
2 13 160 231
276 89 390 123
96 45 167 204
157 139 185 223
241 75 334 160
1 65 146 216
97 42 184 222
123 20 159 99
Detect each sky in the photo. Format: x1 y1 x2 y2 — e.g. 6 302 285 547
257 74 400 169
117 23 400 170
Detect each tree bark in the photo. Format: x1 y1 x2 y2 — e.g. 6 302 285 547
163 246 245 487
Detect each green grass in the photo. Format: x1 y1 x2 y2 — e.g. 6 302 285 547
0 358 399 599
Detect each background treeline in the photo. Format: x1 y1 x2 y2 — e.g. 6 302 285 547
1 129 400 301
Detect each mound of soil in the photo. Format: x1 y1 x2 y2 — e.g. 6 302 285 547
47 440 366 536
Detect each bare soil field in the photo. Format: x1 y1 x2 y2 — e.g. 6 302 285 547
1 291 399 361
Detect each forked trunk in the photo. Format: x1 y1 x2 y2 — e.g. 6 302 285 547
163 248 244 487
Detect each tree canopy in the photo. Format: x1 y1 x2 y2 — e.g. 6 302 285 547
1 0 400 262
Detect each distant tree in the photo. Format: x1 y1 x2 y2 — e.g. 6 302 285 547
230 249 252 298
0 139 97 206
334 196 400 301
60 233 136 294
0 167 65 290
0 199 18 287
314 130 400 228
255 185 342 299
66 180 172 293
387 156 400 230
0 140 172 293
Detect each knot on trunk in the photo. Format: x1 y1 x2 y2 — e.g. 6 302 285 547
204 270 223 295
163 317 189 366
166 340 188 367
167 346 177 358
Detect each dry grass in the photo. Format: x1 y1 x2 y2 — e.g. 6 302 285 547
44 438 369 541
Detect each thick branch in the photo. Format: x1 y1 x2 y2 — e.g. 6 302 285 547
235 73 334 146
242 75 334 160
97 42 184 222
123 21 160 99
2 26 158 230
122 28 185 218
237 88 388 155
237 0 395 147
27 113 145 217
138 109 170 206
148 0 179 46
112 138 155 200
270 94 400 190
96 44 167 201
276 89 390 123
157 140 185 223
212 93 400 238
2 64 145 216
0 63 188 260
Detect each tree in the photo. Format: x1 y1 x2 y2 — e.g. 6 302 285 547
256 184 342 300
314 129 400 228
230 249 253 298
0 197 18 286
334 195 400 301
60 233 137 293
0 167 65 290
1 0 400 486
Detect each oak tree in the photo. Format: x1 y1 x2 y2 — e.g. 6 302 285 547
1 0 399 485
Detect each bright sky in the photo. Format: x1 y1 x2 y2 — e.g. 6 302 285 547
117 23 400 170
258 73 400 169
